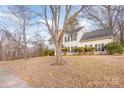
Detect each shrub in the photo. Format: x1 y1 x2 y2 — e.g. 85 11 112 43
72 47 95 55
105 42 124 55
77 47 85 53
62 48 69 55
85 47 95 52
72 47 78 52
44 49 54 56
84 47 95 55
72 47 85 55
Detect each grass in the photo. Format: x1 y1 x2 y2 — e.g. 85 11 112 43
0 56 124 88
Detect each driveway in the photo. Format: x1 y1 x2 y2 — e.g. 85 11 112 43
0 69 29 88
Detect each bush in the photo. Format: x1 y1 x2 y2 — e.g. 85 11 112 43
77 47 85 53
85 47 95 52
105 42 124 55
72 47 85 55
62 48 69 55
72 47 95 55
72 47 78 52
44 49 54 56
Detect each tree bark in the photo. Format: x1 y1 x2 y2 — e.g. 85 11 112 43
54 44 64 65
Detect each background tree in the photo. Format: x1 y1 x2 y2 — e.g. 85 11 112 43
0 23 24 60
8 5 34 59
115 6 124 45
0 5 45 61
81 5 124 44
82 5 118 29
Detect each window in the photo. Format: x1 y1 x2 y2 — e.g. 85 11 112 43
102 44 104 51
68 35 70 42
65 37 67 42
70 33 77 41
97 44 104 51
70 35 73 41
98 44 101 51
95 44 97 51
65 33 77 42
65 35 70 42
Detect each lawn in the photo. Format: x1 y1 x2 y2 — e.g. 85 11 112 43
0 56 124 88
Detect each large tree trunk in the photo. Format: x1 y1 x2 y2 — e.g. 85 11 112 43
54 44 64 65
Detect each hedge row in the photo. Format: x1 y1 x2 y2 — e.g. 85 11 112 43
62 47 95 55
44 42 124 56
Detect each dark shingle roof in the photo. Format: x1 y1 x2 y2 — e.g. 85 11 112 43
80 28 113 41
66 26 83 34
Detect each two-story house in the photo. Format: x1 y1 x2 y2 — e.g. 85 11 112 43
48 27 113 55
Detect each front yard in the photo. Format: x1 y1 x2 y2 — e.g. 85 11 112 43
0 56 124 87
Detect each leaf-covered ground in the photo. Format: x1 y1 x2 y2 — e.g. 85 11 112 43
0 56 124 88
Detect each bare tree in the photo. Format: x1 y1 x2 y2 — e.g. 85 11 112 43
82 5 124 44
31 5 85 64
0 28 5 60
115 6 124 45
0 24 24 60
8 5 33 60
0 6 47 61
82 6 118 29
